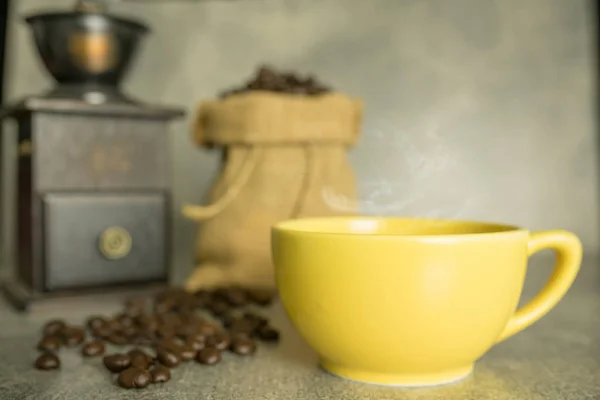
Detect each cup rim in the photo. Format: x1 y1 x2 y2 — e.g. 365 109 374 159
272 216 527 239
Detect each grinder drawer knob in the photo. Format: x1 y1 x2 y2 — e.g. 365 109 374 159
99 226 132 260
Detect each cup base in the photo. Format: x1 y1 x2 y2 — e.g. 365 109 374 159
320 360 474 388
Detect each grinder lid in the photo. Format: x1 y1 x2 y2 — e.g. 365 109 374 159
24 1 150 33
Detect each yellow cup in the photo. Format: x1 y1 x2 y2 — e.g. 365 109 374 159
272 217 582 387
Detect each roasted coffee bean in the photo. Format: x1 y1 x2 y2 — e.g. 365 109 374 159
108 333 129 345
128 348 154 363
156 347 181 368
81 340 106 357
257 326 280 342
86 316 107 331
123 326 139 339
150 365 171 383
289 86 308 95
247 289 274 306
257 66 277 82
156 337 181 352
222 287 248 307
184 331 207 344
130 353 150 370
196 347 221 365
154 299 176 315
42 320 66 337
193 289 212 304
209 300 229 316
103 354 132 373
188 339 206 351
118 367 152 389
116 313 135 328
131 333 155 346
156 325 175 339
37 336 61 352
229 318 256 336
158 313 182 327
197 322 220 336
220 66 332 99
179 344 197 361
35 352 60 370
244 313 268 329
220 313 238 328
62 326 85 347
92 326 113 340
230 337 257 356
181 313 206 326
206 333 231 351
124 298 147 317
106 318 122 332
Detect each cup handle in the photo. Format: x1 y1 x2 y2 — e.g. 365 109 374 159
496 230 582 343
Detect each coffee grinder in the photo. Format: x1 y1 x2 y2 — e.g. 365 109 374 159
1 0 186 311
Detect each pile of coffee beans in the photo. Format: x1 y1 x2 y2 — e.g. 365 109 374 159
220 65 332 99
34 287 279 390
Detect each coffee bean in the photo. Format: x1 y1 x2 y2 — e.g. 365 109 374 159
206 333 231 351
122 326 139 339
229 319 256 337
230 337 257 356
131 332 155 346
197 322 220 337
62 326 85 347
106 319 122 332
81 340 105 357
188 339 206 351
156 337 180 351
91 325 113 340
156 325 175 339
124 298 147 317
247 290 274 306
42 320 66 337
179 344 197 361
118 367 152 389
220 313 238 328
209 300 229 316
156 347 181 368
150 365 171 383
103 354 132 373
108 333 129 345
220 67 332 99
35 352 60 370
158 313 182 328
193 289 211 301
154 299 176 315
257 326 280 342
127 348 152 369
222 287 248 307
115 313 135 328
196 347 221 365
37 336 61 352
128 348 154 363
244 312 268 329
86 316 107 331
130 354 149 369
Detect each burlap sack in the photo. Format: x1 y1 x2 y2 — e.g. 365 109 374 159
182 91 363 291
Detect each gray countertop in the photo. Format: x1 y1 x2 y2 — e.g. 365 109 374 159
0 255 599 400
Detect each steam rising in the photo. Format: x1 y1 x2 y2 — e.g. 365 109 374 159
322 89 478 220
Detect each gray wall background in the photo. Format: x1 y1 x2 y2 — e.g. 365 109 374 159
2 0 597 283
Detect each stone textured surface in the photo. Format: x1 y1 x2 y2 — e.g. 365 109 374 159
0 255 597 399
2 0 597 285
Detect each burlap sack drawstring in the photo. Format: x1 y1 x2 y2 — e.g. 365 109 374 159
181 144 316 221
182 147 262 221
183 92 363 291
